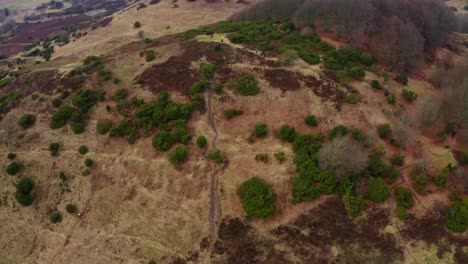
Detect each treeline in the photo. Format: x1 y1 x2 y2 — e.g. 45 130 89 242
233 0 457 71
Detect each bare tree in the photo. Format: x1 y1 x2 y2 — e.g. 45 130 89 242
317 136 369 179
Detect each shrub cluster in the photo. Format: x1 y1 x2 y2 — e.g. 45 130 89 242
237 177 275 218
366 177 390 203
254 123 268 138
402 89 418 102
445 199 467 233
208 149 224 164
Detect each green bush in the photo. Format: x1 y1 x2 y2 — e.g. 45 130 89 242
298 50 321 65
387 93 396 105
145 50 156 62
412 174 429 194
196 136 207 148
82 169 91 176
208 149 224 163
6 162 21 175
304 115 317 126
49 143 60 157
189 80 210 96
377 123 392 139
395 73 408 85
291 175 320 204
255 154 269 163
201 63 217 80
274 152 286 163
390 153 405 166
50 106 77 129
112 88 128 102
84 159 93 167
396 205 407 220
169 147 189 169
329 125 348 139
52 98 62 108
18 114 36 129
152 130 174 151
276 125 296 142
445 199 467 233
342 191 365 218
366 177 390 203
395 187 414 209
371 80 382 89
66 203 77 214
78 145 88 155
237 177 275 218
348 66 365 80
7 153 16 159
254 123 268 138
402 89 417 102
230 75 260 96
134 21 141 28
434 165 451 187
50 211 62 224
462 150 468 164
96 119 113 135
214 83 223 94
224 109 243 120
345 94 359 104
15 178 35 206
72 88 98 112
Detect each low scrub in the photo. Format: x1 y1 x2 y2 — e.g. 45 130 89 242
237 177 275 218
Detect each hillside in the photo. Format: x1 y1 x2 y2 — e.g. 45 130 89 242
0 1 467 264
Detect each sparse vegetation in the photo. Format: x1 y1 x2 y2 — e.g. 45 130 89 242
66 204 77 214
201 63 217 80
50 211 62 224
255 154 269 163
402 89 418 102
329 125 348 139
274 152 286 163
377 124 392 139
237 177 275 218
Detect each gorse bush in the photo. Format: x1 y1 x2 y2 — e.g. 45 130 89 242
230 75 260 96
152 130 174 151
395 73 409 85
15 178 35 206
196 135 207 148
72 88 98 113
66 203 77 214
78 145 88 155
201 63 217 80
395 187 414 209
6 161 21 175
169 147 189 170
224 109 243 120
377 123 392 139
304 115 317 126
49 143 60 157
50 211 62 224
254 123 268 138
18 114 36 129
208 149 224 164
237 177 275 218
97 119 113 134
445 199 467 233
50 106 77 129
276 125 297 143
84 159 93 167
329 125 348 139
402 89 418 102
343 190 365 218
112 88 128 102
366 177 390 203
189 80 210 96
7 153 16 159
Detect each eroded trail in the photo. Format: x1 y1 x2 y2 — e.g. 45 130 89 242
206 79 227 237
